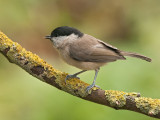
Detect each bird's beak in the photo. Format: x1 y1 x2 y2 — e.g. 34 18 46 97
45 35 51 39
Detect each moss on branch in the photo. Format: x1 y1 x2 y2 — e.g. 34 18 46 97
0 31 160 119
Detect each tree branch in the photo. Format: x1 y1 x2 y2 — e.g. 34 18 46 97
0 31 160 119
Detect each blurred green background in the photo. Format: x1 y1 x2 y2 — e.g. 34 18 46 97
0 0 160 120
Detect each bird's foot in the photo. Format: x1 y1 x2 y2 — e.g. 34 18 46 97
65 74 80 83
86 84 100 93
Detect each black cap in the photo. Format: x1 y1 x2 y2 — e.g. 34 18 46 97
50 26 84 38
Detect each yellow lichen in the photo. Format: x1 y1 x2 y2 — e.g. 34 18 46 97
105 90 140 107
135 97 160 115
60 77 89 97
105 90 127 107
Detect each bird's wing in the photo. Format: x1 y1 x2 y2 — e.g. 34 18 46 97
69 34 125 62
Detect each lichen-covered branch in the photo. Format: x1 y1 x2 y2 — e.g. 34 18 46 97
0 31 160 119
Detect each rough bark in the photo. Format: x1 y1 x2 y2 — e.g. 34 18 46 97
0 31 160 119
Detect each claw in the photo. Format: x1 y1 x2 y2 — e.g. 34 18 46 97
86 84 94 93
86 84 100 93
65 70 87 83
65 74 80 83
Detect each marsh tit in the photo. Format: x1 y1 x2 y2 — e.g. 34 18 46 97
45 26 151 92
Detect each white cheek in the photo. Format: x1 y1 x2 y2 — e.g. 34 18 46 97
51 34 78 48
51 36 67 48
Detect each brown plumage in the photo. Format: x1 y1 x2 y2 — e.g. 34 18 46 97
46 26 152 92
64 34 151 70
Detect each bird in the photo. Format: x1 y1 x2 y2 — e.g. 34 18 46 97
45 26 152 92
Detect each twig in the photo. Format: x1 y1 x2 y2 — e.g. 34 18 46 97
0 31 160 119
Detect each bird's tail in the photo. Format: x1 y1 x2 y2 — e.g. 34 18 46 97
120 51 152 62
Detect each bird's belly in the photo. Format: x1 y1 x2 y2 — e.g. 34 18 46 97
75 62 107 70
59 51 106 70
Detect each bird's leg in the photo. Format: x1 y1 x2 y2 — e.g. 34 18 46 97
86 68 100 93
65 70 87 83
